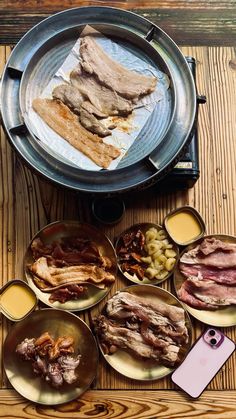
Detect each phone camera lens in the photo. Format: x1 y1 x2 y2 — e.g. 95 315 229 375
210 338 217 345
209 329 216 336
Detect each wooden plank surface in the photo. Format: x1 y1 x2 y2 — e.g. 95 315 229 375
0 389 236 419
0 37 236 417
0 1 236 45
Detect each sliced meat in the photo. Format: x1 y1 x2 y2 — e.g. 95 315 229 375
52 84 84 115
182 277 236 306
177 280 218 310
94 315 180 366
80 35 157 100
52 84 105 117
49 284 86 303
106 291 188 338
180 262 236 285
180 238 236 268
79 107 111 137
32 98 120 169
52 84 111 136
70 65 133 116
199 237 236 255
178 276 236 309
81 101 106 118
29 256 115 290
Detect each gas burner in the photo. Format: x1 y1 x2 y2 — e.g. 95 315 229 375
160 57 206 190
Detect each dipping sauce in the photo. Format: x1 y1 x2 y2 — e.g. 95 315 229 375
0 282 37 320
92 197 125 225
165 209 204 245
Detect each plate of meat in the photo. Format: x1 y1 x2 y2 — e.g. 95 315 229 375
93 284 192 380
24 221 117 311
174 235 236 326
3 308 98 404
115 223 179 285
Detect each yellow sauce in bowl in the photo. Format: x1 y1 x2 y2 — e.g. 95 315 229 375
0 283 37 320
166 210 203 245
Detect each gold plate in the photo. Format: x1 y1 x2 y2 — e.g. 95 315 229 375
24 221 117 311
115 223 179 285
96 284 192 381
174 234 236 327
3 308 98 405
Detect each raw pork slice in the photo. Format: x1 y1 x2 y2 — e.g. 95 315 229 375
180 263 236 285
178 277 236 308
180 237 236 268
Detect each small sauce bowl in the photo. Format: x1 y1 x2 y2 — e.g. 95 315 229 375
164 206 205 246
0 279 37 321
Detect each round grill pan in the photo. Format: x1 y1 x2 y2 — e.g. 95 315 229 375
0 7 196 194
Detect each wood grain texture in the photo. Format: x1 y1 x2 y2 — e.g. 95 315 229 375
0 39 236 413
1 389 236 418
0 1 236 45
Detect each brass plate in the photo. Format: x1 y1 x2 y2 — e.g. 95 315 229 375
115 223 179 285
96 284 192 381
174 234 236 327
24 221 117 311
3 308 98 405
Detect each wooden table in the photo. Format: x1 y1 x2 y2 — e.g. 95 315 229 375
1 1 236 418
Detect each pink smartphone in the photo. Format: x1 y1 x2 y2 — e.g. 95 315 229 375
171 328 235 398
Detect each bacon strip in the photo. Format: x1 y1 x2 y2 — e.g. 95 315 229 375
29 256 115 291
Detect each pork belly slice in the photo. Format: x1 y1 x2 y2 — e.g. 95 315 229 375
178 277 236 308
70 65 133 116
199 237 236 255
52 85 111 137
79 107 111 137
180 262 236 285
94 315 180 367
177 280 218 310
106 291 188 343
32 98 120 168
52 84 106 117
29 256 115 290
80 36 157 100
180 237 236 268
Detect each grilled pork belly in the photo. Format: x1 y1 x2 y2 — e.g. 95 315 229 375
80 35 157 100
52 84 112 137
32 98 120 168
70 65 133 116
